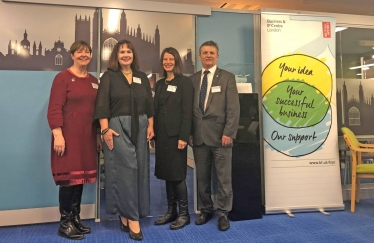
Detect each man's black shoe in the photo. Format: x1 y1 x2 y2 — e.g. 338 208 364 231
195 213 213 225
218 216 230 231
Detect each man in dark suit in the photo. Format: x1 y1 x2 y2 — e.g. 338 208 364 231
190 40 239 231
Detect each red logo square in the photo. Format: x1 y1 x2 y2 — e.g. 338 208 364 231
322 22 331 38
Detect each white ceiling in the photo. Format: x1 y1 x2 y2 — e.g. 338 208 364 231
143 0 374 16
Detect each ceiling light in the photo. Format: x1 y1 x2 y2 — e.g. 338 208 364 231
221 3 260 10
244 5 260 10
350 64 374 70
335 27 347 32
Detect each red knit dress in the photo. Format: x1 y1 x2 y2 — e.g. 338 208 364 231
47 69 98 186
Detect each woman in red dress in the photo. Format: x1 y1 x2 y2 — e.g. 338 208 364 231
47 40 102 240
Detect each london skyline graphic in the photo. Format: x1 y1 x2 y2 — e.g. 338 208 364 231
337 79 374 136
0 10 194 75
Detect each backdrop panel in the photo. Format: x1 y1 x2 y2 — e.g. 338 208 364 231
197 12 260 218
0 2 96 226
197 11 255 90
97 8 196 220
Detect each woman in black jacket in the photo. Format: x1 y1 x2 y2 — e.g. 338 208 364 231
153 47 193 230
95 39 154 241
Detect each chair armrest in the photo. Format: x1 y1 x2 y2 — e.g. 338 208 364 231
358 142 374 148
354 147 374 153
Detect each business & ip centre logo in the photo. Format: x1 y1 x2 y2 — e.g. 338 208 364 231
266 18 286 32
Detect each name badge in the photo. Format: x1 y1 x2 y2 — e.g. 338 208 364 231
167 85 177 92
92 83 98 89
133 77 141 84
211 86 221 93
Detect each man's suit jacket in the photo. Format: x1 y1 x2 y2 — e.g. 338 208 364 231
190 68 240 147
154 75 193 142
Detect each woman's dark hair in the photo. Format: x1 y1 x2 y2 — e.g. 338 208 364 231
70 40 92 54
159 47 183 77
107 39 140 71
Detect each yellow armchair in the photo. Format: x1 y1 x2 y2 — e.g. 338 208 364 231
341 127 374 212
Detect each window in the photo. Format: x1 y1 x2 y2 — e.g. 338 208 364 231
103 38 118 60
336 27 374 79
348 107 360 126
55 54 63 65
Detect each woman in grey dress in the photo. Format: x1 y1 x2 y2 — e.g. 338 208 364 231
94 39 154 241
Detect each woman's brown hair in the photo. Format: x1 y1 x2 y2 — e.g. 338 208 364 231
107 39 140 71
159 47 183 77
70 40 92 54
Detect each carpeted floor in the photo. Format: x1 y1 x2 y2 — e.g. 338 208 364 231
1 199 374 242
2 153 374 242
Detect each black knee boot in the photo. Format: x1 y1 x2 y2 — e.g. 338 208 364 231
58 186 85 240
72 184 91 234
154 181 178 225
170 180 190 230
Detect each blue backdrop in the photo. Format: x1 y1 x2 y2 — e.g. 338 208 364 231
0 71 95 210
197 11 255 90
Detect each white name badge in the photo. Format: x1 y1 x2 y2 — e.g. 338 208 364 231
167 85 177 92
92 83 98 89
211 86 221 93
133 77 142 84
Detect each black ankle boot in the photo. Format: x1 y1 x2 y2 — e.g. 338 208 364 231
155 181 178 225
58 214 85 240
58 186 85 240
72 184 91 234
170 181 190 230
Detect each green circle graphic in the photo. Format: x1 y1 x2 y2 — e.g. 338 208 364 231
263 81 329 128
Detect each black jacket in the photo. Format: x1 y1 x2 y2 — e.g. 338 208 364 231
154 75 193 142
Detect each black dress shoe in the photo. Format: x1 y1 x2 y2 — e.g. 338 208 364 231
119 216 129 232
195 213 213 225
218 216 230 231
129 227 143 241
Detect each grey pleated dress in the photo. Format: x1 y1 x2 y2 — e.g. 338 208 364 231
94 70 154 221
103 115 150 220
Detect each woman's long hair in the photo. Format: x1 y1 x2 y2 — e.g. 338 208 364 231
107 39 140 71
159 47 183 77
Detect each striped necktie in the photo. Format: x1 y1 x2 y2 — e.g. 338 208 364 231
199 70 210 114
